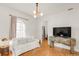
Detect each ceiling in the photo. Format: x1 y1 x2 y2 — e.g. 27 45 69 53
0 3 79 17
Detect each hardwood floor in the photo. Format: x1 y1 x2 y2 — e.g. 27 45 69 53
19 39 79 56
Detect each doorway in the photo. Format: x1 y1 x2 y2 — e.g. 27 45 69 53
42 26 48 40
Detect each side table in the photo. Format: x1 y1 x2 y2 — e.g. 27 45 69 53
0 46 9 56
0 40 9 56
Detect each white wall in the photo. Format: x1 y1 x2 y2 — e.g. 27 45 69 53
0 6 36 39
40 8 79 52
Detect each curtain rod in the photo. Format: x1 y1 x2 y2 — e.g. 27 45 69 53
9 14 28 20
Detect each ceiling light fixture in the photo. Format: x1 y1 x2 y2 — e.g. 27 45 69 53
33 3 43 18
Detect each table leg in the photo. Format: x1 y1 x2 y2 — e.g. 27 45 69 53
50 41 54 48
1 48 3 56
70 46 74 54
52 41 54 48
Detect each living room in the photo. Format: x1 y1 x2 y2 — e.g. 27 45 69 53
0 3 79 56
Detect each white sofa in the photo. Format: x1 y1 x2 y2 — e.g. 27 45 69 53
10 37 40 56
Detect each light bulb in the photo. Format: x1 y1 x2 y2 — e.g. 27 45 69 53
40 13 43 16
34 15 36 18
33 10 36 14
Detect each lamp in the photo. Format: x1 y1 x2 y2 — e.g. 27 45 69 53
33 3 43 18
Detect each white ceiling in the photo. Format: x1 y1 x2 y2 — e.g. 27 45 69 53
0 3 79 17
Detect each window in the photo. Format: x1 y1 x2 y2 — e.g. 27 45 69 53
16 18 26 38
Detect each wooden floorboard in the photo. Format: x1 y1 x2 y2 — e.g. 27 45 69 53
20 39 79 56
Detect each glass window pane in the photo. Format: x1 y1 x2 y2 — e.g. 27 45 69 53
16 18 26 38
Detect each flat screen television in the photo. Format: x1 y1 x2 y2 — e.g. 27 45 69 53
53 27 71 38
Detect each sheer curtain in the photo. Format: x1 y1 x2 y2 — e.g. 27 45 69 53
9 16 17 39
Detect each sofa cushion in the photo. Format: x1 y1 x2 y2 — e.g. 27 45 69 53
17 38 37 45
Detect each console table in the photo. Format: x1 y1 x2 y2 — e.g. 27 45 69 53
49 36 76 53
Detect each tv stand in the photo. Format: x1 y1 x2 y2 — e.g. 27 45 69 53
49 37 76 53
